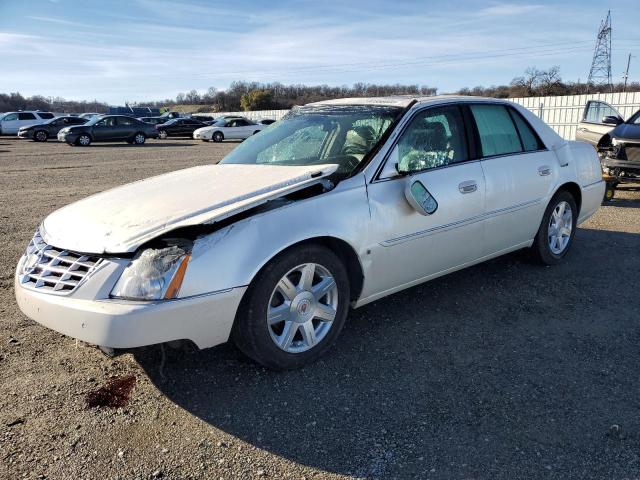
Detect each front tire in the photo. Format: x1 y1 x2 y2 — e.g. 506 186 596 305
76 134 91 146
212 131 223 142
531 190 577 265
158 130 168 140
34 130 48 142
232 244 350 370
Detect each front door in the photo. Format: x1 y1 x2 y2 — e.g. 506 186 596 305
364 105 486 299
93 117 119 141
576 100 622 146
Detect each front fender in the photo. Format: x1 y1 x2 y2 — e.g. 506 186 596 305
178 175 371 298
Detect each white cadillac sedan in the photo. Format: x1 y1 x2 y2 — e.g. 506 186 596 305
193 117 267 142
15 96 604 370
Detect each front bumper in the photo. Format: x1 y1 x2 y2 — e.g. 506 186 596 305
194 131 212 140
14 256 246 349
57 132 75 143
17 130 33 139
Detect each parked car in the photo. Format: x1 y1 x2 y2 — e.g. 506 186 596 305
15 96 604 370
0 111 56 135
156 118 209 139
575 100 640 178
18 116 88 142
79 113 101 120
138 116 167 125
57 115 158 146
193 117 266 142
192 115 216 124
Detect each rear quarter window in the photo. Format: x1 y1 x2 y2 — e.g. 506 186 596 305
37 113 54 119
509 109 544 151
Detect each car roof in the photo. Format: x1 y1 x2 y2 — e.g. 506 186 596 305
308 95 512 108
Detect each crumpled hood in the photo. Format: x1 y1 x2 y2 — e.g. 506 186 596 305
611 123 640 142
41 163 338 254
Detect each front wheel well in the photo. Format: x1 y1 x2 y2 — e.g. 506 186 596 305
254 237 364 303
556 182 582 215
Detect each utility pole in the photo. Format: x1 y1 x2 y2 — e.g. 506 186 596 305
622 53 632 92
587 10 613 93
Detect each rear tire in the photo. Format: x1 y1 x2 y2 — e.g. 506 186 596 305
212 131 223 142
232 244 350 370
531 190 577 265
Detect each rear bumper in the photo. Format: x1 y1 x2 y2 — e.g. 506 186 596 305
15 259 246 349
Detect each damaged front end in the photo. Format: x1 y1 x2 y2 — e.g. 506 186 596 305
601 137 640 178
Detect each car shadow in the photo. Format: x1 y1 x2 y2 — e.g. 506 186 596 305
134 228 640 477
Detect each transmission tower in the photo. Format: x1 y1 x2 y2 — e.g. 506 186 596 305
587 10 613 92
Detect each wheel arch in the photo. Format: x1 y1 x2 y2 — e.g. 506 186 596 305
247 236 365 304
555 181 582 215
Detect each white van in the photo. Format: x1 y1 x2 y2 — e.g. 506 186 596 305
0 111 56 135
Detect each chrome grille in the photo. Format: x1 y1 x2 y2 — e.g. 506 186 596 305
20 230 102 295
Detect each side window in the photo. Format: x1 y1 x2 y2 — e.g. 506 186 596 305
97 117 117 127
18 113 36 120
397 105 468 173
583 101 620 123
509 109 544 151
71 118 86 124
3 113 18 121
38 113 54 119
470 104 522 157
117 117 133 126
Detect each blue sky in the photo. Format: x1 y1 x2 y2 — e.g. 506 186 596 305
0 0 638 104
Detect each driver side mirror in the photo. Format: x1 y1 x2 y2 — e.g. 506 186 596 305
602 115 623 125
404 178 438 215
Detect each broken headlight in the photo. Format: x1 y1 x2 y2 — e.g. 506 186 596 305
111 246 190 301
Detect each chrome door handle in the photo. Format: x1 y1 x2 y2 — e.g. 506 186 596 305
458 180 477 194
538 166 551 176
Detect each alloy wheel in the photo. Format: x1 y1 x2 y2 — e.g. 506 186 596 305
79 135 91 146
548 200 573 255
134 133 145 144
35 131 47 141
267 263 338 353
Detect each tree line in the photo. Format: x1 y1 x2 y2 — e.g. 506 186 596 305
2 67 638 114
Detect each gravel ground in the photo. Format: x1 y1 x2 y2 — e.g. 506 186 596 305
1 136 639 480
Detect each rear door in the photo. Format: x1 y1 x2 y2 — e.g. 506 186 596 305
576 100 622 146
471 103 555 253
116 116 135 139
17 112 38 131
365 104 486 296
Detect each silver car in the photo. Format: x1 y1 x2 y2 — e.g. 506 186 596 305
15 96 605 370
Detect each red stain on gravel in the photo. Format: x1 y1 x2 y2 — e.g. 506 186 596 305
85 375 136 409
